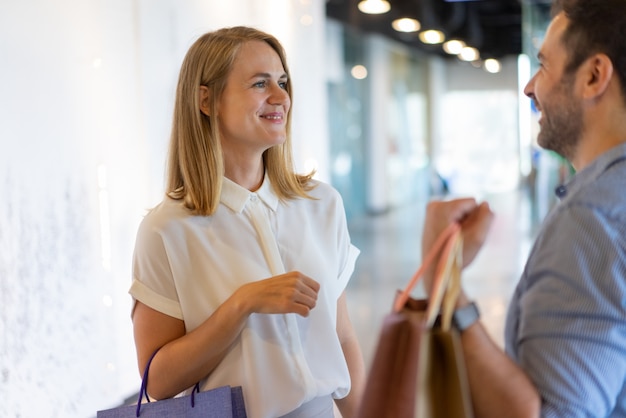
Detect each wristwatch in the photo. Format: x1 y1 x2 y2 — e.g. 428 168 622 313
452 302 480 332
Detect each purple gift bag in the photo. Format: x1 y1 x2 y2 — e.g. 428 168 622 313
97 350 247 418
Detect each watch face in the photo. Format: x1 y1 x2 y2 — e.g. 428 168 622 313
454 302 480 332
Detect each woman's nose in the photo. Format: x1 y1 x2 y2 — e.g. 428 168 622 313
268 83 289 105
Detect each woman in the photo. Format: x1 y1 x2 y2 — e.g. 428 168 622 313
130 26 365 418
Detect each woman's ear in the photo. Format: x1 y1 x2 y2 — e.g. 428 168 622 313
199 85 211 117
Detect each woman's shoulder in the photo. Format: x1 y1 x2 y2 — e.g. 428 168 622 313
294 179 348 217
138 196 194 234
306 178 342 201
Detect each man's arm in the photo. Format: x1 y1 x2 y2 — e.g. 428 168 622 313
422 199 540 418
457 293 540 418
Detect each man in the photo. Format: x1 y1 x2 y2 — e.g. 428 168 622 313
422 0 626 416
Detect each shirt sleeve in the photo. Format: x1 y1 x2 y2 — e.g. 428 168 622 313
516 205 626 417
332 187 360 297
129 212 183 320
337 244 360 292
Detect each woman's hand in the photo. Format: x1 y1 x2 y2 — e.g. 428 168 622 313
232 271 320 317
132 270 320 399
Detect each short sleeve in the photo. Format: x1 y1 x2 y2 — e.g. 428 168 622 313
337 244 360 293
129 212 183 319
331 187 360 297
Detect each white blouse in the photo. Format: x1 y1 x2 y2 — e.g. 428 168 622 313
130 176 360 418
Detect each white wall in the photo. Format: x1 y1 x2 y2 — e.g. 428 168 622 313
0 0 327 416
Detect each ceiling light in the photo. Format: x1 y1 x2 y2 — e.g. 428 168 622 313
419 29 445 45
357 0 390 14
351 65 368 80
392 18 421 33
458 46 480 61
443 39 466 55
484 58 502 73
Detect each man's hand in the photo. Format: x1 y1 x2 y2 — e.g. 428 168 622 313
421 198 494 295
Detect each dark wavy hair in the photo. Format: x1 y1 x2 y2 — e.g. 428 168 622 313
552 0 626 101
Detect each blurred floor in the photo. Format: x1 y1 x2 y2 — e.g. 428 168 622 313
345 187 537 367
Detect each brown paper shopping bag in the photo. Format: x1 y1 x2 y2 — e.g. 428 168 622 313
356 222 473 418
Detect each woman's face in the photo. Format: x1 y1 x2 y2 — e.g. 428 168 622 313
217 40 291 160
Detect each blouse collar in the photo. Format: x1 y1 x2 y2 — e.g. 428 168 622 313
220 173 279 213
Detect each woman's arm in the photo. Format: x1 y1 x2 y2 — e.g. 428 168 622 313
132 270 321 400
334 291 366 418
132 295 249 400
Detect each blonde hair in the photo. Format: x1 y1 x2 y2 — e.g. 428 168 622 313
166 26 316 215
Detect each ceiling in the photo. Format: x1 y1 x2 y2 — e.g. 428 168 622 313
325 0 529 59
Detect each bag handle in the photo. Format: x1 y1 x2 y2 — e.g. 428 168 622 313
430 231 463 330
393 222 462 324
135 349 158 416
136 348 201 417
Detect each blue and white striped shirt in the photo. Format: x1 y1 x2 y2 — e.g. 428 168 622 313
505 143 626 417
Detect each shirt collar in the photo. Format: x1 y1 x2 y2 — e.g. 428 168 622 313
220 173 279 213
554 142 626 202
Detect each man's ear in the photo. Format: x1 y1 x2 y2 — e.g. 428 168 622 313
581 53 614 100
199 85 211 117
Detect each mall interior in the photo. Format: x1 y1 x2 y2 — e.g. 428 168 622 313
0 0 568 416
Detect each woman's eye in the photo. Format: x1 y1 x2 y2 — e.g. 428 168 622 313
253 81 266 88
279 81 288 90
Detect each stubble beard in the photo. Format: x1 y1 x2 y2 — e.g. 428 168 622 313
536 76 583 162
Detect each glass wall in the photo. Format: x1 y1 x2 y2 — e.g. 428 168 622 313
521 2 570 223
327 26 369 220
386 51 430 207
326 23 430 220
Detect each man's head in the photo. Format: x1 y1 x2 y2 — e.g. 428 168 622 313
524 0 626 167
552 0 626 101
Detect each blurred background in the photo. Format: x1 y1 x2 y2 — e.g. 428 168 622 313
1 0 565 416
